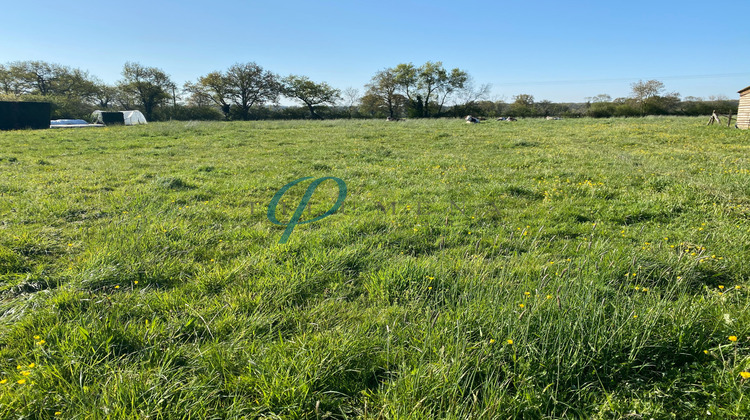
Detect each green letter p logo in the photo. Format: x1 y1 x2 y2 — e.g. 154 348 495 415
267 177 347 244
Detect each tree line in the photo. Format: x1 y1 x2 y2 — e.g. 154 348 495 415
0 60 739 121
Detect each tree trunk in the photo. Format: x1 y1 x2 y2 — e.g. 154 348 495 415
307 104 321 119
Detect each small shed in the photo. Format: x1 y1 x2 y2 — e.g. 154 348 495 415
738 86 750 129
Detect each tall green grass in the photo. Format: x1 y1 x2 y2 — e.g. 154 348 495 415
0 117 749 418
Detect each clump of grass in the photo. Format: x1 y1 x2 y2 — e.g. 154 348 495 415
155 176 191 189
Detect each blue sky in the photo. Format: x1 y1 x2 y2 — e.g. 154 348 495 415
2 0 749 103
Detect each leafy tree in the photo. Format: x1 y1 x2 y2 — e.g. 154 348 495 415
421 63 468 116
508 94 536 117
586 94 612 103
359 91 407 118
226 63 280 120
393 63 418 106
55 68 99 101
536 100 554 117
630 79 679 116
92 84 119 109
365 68 401 118
4 61 98 99
0 64 26 96
114 88 139 111
182 80 216 108
186 63 280 120
359 93 384 118
0 64 13 95
118 62 174 121
389 62 468 117
415 61 447 117
8 60 58 95
630 79 665 102
0 61 104 118
282 75 340 119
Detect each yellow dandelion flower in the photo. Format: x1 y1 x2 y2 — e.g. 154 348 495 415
729 336 738 342
741 372 750 379
489 339 495 344
703 350 709 354
17 379 26 384
36 340 45 345
0 379 6 384
546 295 552 299
633 315 638 318
524 291 530 296
736 286 742 290
719 285 724 290
27 363 34 368
115 285 119 289
518 303 525 308
55 412 62 416
134 281 139 285
20 371 30 376
33 335 40 340
507 339 513 345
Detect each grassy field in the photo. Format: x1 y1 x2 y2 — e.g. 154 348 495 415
0 117 749 419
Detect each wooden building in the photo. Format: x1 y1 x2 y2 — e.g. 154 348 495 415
738 86 750 129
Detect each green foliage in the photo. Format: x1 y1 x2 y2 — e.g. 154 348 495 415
613 102 641 117
282 75 341 119
508 94 536 117
364 69 403 118
588 101 617 118
152 105 223 121
1 62 740 121
377 61 469 118
118 62 175 121
185 63 280 121
0 61 104 119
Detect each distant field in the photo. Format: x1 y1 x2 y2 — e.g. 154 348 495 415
0 117 749 418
